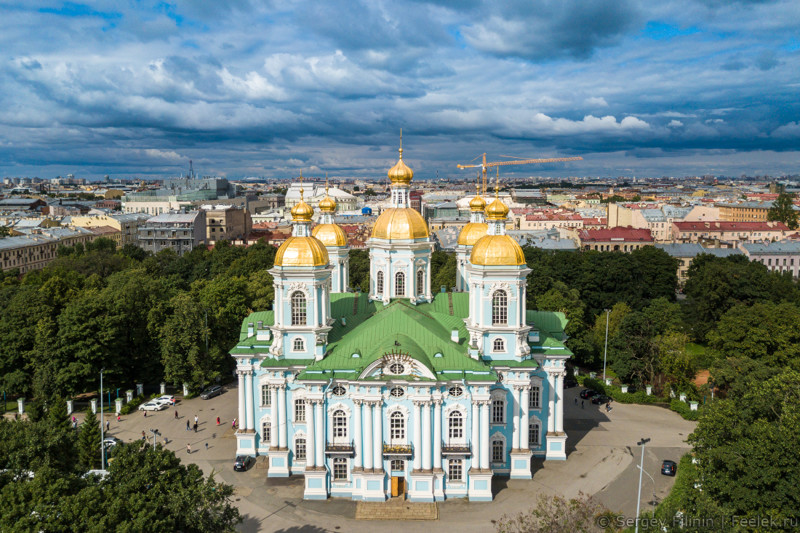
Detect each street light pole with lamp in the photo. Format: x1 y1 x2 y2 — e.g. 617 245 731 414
635 437 651 533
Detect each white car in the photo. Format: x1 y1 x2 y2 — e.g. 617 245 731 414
156 395 175 405
138 401 168 411
103 437 121 449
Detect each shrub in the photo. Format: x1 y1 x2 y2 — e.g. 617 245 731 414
119 395 145 415
669 398 701 421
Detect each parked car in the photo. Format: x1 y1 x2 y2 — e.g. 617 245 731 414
234 455 255 472
564 379 579 389
579 389 598 399
200 385 224 400
138 401 168 411
103 437 121 450
591 394 611 405
661 460 677 476
156 395 175 405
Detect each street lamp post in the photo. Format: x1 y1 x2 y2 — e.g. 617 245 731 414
636 463 657 509
602 309 610 382
635 437 651 533
100 368 105 471
149 429 161 450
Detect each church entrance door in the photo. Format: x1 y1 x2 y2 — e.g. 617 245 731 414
391 476 405 497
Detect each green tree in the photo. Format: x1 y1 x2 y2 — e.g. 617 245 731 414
591 302 631 356
431 250 456 292
77 409 101 470
536 281 593 365
496 492 609 533
688 369 800 523
348 249 370 292
656 331 695 392
767 192 798 229
159 293 212 388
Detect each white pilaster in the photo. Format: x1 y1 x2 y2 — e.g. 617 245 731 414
315 401 324 467
413 401 422 470
422 401 432 470
363 402 373 470
512 386 520 450
547 373 555 433
278 385 287 449
555 373 564 433
433 400 442 470
480 401 489 470
306 400 315 468
373 400 383 471
520 387 530 450
237 371 245 430
471 401 480 467
270 386 278 447
244 371 254 431
354 400 363 469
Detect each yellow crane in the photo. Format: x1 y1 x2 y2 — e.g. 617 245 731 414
457 153 583 193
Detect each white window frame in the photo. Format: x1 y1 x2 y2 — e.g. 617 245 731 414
448 459 463 482
332 409 348 443
390 411 406 443
261 418 271 444
529 419 540 447
416 268 424 296
376 270 384 296
529 385 540 409
261 385 271 407
295 436 306 461
292 337 305 352
492 338 505 352
294 399 306 423
492 290 508 325
447 410 464 442
395 271 405 297
332 457 348 481
390 459 405 472
491 438 504 464
291 291 306 326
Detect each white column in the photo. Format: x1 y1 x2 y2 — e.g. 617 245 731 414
433 400 442 469
278 385 287 448
547 373 555 434
413 402 422 470
422 402 432 470
480 402 489 470
426 256 432 296
270 386 278 447
237 371 245 431
512 387 520 450
315 401 324 467
354 400 363 469
471 402 479 468
244 371 254 431
373 401 383 471
520 387 530 450
363 403 373 470
555 373 564 433
306 400 316 468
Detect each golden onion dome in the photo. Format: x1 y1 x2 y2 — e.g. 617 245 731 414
388 148 414 186
291 199 314 222
371 207 429 240
318 194 337 213
485 197 509 221
274 236 329 267
470 234 525 266
469 194 486 212
457 222 488 246
312 223 347 247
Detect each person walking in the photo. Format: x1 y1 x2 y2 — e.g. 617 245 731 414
581 400 584 409
193 422 197 433
204 442 209 452
194 415 198 425
174 410 178 420
117 414 121 423
105 420 110 432
186 443 191 454
574 397 578 405
143 411 147 418
216 416 220 426
141 430 146 440
186 420 190 431
232 418 237 430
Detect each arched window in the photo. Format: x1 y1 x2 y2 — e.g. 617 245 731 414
492 290 507 325
529 420 540 446
293 337 304 351
295 437 306 461
492 439 504 463
395 271 405 297
416 269 424 295
332 410 348 441
491 397 505 424
291 291 306 326
390 412 405 442
493 338 505 352
376 270 384 296
448 411 463 440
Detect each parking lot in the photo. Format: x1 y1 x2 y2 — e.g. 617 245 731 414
97 382 696 533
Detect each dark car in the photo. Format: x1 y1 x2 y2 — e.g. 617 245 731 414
564 379 579 389
661 460 677 476
579 389 598 399
200 385 224 400
234 455 255 472
591 394 610 405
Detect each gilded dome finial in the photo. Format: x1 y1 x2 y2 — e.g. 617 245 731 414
291 170 314 222
485 168 509 221
388 130 413 185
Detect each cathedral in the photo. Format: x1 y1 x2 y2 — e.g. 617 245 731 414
230 145 571 502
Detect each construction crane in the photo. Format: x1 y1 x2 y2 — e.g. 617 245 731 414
457 153 583 193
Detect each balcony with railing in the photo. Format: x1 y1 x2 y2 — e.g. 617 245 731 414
441 443 472 456
325 442 354 455
382 443 413 457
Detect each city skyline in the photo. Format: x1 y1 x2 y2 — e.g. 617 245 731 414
1 1 798 179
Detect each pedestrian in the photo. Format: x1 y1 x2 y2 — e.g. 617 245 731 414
175 410 178 420
194 415 198 425
186 420 190 431
72 416 77 424
187 443 191 454
581 400 584 409
193 422 197 433
143 411 147 418
574 397 577 405
117 414 120 423
605 402 611 413
216 416 220 426
232 418 237 429
141 430 146 440
106 420 110 432
205 442 208 451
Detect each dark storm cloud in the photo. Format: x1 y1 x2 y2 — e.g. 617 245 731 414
0 0 798 179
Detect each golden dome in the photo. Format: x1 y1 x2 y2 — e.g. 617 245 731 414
485 197 509 221
291 199 314 222
457 222 488 246
470 234 525 266
274 236 329 267
318 194 336 213
469 194 486 212
371 207 429 240
388 148 414 186
312 223 347 247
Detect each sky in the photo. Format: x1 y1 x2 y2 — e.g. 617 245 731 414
0 0 799 180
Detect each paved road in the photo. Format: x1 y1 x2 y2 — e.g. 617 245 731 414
93 384 696 532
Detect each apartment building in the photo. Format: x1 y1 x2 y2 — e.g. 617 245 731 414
137 211 206 256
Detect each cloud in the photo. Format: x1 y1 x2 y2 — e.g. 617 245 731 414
668 120 684 127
